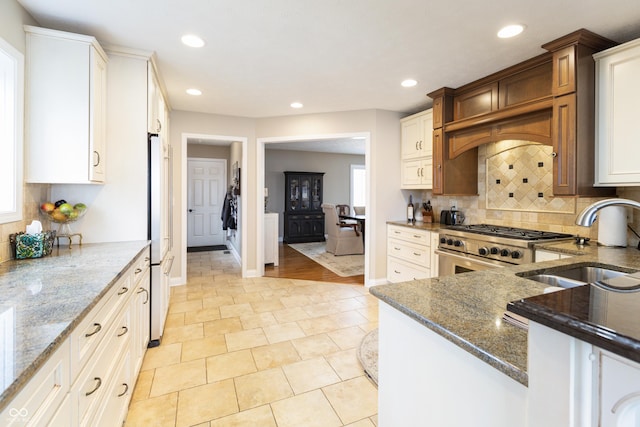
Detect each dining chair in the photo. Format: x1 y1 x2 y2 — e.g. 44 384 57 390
321 204 364 255
353 206 365 215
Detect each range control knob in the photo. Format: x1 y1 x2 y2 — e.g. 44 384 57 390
440 237 446 244
490 247 500 255
478 247 489 256
500 248 511 257
453 240 462 247
511 251 522 259
446 239 453 245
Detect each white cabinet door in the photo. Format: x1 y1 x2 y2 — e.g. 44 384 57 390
595 38 640 186
599 350 640 426
264 213 279 265
400 109 433 189
24 26 108 184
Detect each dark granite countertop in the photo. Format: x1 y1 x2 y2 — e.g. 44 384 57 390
0 241 150 411
371 240 640 386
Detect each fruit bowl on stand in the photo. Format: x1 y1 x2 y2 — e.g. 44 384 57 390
40 200 87 247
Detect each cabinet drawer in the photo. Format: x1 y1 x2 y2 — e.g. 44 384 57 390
75 304 132 426
71 273 133 380
0 340 70 427
92 349 132 427
388 238 430 267
388 225 430 246
387 257 430 283
132 252 150 286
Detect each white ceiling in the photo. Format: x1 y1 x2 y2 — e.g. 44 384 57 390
16 0 640 120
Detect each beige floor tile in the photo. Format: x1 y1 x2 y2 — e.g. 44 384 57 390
204 317 243 337
357 305 379 322
234 368 293 410
249 299 285 314
297 314 339 335
326 348 364 381
370 414 378 426
210 405 276 427
282 357 341 394
126 392 178 426
202 295 235 309
225 328 269 351
141 342 182 371
220 302 255 318
263 322 305 344
176 379 238 427
233 291 264 304
323 376 378 425
207 349 257 382
185 307 222 324
239 312 278 330
164 312 185 329
271 389 342 427
345 419 376 427
251 341 301 370
328 325 367 350
161 323 204 345
303 302 341 318
150 359 207 397
182 335 227 362
169 299 203 314
291 334 340 359
272 306 310 323
279 295 313 308
130 368 154 402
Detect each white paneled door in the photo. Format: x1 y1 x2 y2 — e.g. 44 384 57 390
187 158 226 247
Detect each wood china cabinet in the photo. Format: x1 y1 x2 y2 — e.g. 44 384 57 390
283 172 325 243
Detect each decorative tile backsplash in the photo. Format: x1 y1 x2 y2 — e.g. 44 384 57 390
485 141 575 214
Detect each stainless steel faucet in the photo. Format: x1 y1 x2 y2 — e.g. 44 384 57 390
575 198 640 226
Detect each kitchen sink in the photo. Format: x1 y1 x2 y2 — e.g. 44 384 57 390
518 265 637 288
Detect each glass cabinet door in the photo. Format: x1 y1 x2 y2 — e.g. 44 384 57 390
301 177 310 210
289 177 299 210
312 176 322 210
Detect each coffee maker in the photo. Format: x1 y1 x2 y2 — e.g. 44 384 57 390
440 207 465 225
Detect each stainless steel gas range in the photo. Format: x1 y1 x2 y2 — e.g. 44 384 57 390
436 224 575 275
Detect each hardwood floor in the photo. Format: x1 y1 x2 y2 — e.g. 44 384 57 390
264 243 365 285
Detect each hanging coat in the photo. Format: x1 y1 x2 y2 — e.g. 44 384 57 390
221 191 237 230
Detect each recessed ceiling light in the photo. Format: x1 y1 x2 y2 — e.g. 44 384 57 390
290 102 303 109
401 79 418 88
497 24 525 39
186 88 202 96
181 34 205 48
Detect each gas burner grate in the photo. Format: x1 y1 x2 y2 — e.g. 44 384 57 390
445 224 574 241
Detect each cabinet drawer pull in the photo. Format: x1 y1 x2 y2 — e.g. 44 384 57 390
156 118 162 132
85 323 102 337
93 150 100 167
394 247 401 251
611 391 640 414
416 169 420 177
118 286 129 295
118 326 129 337
413 235 422 239
135 268 142 274
413 252 421 256
394 270 401 274
118 383 129 398
419 140 423 150
86 377 102 396
415 141 419 150
394 230 401 234
137 287 149 304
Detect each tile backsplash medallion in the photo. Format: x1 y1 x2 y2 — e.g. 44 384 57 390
418 140 640 246
0 184 49 263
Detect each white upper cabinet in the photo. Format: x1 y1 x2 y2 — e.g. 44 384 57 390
148 63 164 134
25 26 108 184
400 109 433 189
594 38 640 186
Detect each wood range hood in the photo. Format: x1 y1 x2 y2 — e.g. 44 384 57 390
427 29 617 197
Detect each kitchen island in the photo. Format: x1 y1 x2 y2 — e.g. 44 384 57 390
0 240 150 423
371 242 640 426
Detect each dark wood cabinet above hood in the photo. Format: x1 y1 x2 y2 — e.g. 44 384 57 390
428 29 617 197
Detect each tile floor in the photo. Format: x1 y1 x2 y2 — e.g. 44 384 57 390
125 250 379 426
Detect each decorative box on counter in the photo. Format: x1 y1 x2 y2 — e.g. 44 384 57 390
9 231 56 259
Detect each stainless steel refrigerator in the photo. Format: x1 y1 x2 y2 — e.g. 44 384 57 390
148 133 173 347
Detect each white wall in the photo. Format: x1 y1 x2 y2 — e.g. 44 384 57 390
265 149 365 239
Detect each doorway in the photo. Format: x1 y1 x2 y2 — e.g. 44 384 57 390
186 158 226 248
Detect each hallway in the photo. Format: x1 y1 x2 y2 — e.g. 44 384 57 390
126 249 378 426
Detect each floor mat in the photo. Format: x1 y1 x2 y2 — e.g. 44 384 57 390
187 245 228 252
357 328 378 386
287 242 364 277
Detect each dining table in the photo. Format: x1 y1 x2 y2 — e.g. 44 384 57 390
339 214 366 241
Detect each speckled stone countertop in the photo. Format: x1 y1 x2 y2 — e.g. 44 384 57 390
0 241 150 412
370 231 640 386
387 220 443 232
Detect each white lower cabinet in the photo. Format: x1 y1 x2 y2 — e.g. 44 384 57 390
0 248 150 426
534 249 573 262
598 350 640 426
387 224 436 282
